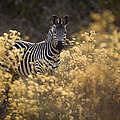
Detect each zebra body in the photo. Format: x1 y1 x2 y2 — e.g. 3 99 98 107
14 15 68 76
15 40 60 76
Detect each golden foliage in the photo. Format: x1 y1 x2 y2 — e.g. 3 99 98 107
0 11 120 120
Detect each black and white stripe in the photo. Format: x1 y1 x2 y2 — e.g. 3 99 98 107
14 15 69 76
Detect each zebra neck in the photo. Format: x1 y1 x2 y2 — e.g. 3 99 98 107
37 42 60 55
46 26 63 53
49 42 61 55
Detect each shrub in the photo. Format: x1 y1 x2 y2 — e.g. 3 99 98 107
0 11 120 120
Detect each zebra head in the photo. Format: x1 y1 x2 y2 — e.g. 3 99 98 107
52 15 68 51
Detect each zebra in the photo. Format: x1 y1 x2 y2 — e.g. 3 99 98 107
14 15 69 76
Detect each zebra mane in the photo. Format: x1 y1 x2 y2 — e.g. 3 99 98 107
46 26 54 42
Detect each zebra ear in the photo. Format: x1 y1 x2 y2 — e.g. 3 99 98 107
63 15 69 25
52 15 58 25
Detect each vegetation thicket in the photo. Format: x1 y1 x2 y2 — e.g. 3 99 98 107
0 10 120 120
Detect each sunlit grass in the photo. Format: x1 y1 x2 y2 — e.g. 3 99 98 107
0 11 120 120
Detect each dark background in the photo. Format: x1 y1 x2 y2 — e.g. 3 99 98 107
0 0 120 42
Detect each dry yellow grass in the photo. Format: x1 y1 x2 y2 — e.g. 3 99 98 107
0 10 120 120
